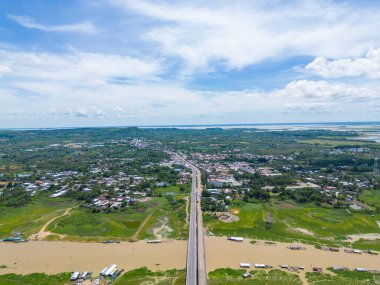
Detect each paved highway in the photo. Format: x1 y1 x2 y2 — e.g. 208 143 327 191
186 169 198 285
196 168 207 285
167 151 207 285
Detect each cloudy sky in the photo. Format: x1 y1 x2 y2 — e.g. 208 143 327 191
1 0 380 128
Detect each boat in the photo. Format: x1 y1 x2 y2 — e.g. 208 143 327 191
70 272 80 281
147 240 162 243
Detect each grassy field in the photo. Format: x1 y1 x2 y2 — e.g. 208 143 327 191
113 267 186 285
300 139 374 147
154 184 191 195
0 194 77 238
46 197 188 241
207 268 302 285
113 268 302 285
352 238 380 251
204 200 380 247
0 273 70 285
359 190 380 209
306 268 380 285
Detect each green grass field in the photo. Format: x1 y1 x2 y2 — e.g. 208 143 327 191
300 139 374 147
352 238 380 251
0 194 77 238
306 268 380 285
113 267 186 285
0 273 70 285
204 200 380 247
46 197 188 241
208 268 302 285
359 190 380 209
154 184 191 195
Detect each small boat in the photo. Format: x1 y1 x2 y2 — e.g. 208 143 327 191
147 240 162 243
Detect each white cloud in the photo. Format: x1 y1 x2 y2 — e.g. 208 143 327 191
284 102 338 113
2 0 380 127
0 65 12 77
109 0 380 72
0 49 160 88
275 80 375 101
305 48 380 78
63 107 107 118
1 76 379 126
8 15 97 34
0 43 378 126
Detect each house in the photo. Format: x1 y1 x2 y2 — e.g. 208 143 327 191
286 182 321 190
207 189 221 195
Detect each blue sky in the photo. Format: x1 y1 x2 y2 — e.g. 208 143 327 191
1 0 380 127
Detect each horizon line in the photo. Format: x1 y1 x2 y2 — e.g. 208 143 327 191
1 120 380 131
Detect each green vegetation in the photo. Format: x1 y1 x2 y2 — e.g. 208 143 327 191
0 194 77 238
359 190 380 210
352 238 380 251
154 185 190 195
204 201 380 247
1 126 380 243
306 268 380 285
46 197 188 241
0 188 31 207
208 268 302 285
113 267 186 285
0 272 70 285
300 139 372 147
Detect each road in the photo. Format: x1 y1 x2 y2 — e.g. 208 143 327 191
166 151 207 284
185 169 198 285
196 168 207 285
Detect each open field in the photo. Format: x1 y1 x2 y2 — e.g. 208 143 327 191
1 267 378 285
43 197 188 241
306 268 380 285
114 267 186 285
154 184 191 195
299 139 376 147
204 201 380 248
352 239 380 251
0 273 70 285
208 268 302 285
359 190 380 209
2 268 378 285
0 195 77 238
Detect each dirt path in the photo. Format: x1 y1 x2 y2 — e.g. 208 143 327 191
130 211 154 241
185 195 190 224
152 217 173 240
30 206 78 240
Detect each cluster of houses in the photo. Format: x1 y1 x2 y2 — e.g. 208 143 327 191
91 195 135 209
2 148 192 208
178 148 378 211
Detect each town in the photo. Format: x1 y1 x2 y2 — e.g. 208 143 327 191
0 126 380 285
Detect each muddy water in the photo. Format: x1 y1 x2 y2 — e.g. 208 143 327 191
205 237 380 272
0 240 187 275
0 237 379 277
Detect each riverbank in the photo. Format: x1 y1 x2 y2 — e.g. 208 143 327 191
0 240 187 275
205 237 380 272
0 237 379 279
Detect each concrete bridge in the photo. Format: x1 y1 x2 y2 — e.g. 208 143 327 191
186 167 207 285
